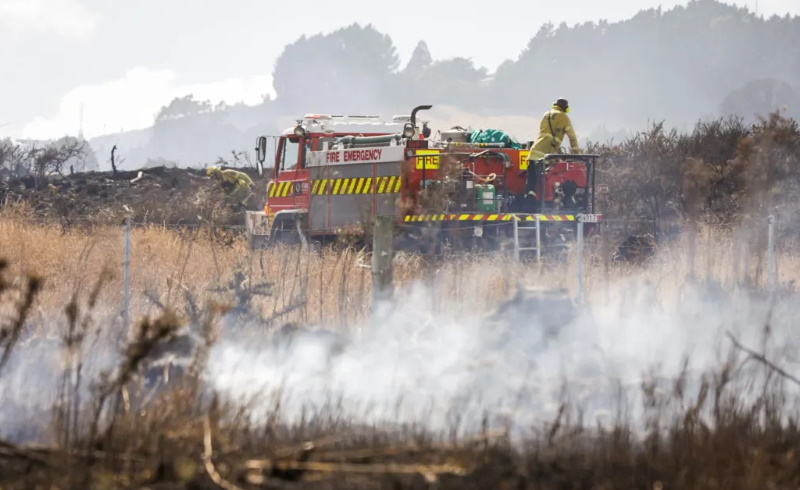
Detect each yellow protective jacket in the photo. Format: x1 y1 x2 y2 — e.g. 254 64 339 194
218 169 254 190
527 105 580 161
215 168 254 206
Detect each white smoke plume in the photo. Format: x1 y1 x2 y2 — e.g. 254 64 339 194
205 268 800 439
3 239 800 445
0 320 122 444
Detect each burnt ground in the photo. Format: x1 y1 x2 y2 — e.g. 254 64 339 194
0 166 267 227
0 165 659 263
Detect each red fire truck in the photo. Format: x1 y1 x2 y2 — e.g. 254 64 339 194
246 105 602 255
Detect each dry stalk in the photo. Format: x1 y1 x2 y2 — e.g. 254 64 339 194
203 416 244 490
245 459 468 476
0 262 41 374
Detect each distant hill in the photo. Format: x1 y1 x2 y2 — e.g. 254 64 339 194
88 0 799 170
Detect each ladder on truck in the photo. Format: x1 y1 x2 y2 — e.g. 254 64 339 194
512 214 541 262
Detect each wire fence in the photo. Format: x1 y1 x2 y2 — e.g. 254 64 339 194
390 213 795 305
1 212 793 329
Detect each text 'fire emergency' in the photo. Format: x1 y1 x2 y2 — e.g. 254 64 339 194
326 149 383 164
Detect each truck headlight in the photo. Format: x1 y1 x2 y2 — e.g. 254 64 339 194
402 123 415 139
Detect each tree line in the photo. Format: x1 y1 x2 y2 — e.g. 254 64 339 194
92 0 799 171
6 0 800 228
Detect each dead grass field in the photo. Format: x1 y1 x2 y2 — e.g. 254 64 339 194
1 213 787 323
0 214 555 334
2 213 800 489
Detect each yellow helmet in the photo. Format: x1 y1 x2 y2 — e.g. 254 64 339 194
206 166 221 177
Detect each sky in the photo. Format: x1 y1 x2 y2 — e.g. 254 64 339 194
2 0 797 140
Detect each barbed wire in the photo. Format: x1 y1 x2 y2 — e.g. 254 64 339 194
0 215 247 230
1 213 793 231
2 200 794 230
2 208 792 298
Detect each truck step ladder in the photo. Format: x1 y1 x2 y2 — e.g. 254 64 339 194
512 214 541 262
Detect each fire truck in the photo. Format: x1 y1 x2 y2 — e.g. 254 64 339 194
246 105 602 255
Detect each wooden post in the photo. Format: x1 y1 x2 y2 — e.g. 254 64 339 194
576 214 584 306
111 145 118 175
767 215 775 293
123 217 131 327
372 215 394 304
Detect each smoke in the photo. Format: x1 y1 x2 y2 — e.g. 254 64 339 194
0 336 64 442
0 310 124 445
3 229 800 445
205 263 800 439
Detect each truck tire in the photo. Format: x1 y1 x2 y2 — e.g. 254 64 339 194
247 233 270 250
268 213 308 247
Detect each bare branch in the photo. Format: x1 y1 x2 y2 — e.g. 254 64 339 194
26 138 86 188
725 331 800 387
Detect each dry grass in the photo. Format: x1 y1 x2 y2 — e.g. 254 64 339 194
0 215 564 335
2 212 800 488
1 211 796 330
0 217 386 335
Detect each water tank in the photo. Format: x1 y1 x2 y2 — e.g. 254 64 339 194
441 127 470 143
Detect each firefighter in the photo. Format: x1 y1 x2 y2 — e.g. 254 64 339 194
206 166 254 208
524 98 580 202
528 98 580 160
421 121 431 139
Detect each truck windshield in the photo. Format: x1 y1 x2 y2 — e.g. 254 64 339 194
304 139 312 166
279 138 300 171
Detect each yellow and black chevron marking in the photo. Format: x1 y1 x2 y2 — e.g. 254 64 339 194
268 180 294 198
404 214 513 222
269 176 402 198
520 214 577 222
311 176 401 196
403 214 597 222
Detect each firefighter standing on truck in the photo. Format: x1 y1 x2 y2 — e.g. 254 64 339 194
206 166 254 208
525 98 580 200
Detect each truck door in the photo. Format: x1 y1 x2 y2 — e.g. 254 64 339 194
294 139 311 209
270 137 310 214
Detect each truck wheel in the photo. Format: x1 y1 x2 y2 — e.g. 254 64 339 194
247 233 270 250
268 214 308 246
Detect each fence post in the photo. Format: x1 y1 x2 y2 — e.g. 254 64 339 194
123 217 131 327
731 229 740 290
536 214 542 263
576 214 585 305
687 222 697 283
372 215 394 305
767 214 775 292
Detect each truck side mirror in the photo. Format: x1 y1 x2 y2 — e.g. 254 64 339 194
255 136 267 176
256 136 267 164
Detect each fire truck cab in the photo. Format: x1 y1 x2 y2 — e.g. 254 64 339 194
247 111 419 247
247 105 601 253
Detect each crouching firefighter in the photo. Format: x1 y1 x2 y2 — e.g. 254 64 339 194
206 166 255 209
524 98 580 209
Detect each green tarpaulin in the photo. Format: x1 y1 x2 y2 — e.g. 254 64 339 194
469 129 524 149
